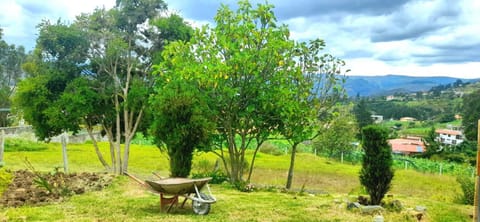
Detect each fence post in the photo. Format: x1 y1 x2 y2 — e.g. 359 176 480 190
61 132 69 173
474 119 480 222
0 130 4 166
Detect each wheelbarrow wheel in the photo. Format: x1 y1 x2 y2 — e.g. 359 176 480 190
192 193 211 215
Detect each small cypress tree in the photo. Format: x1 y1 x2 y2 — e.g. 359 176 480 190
150 81 213 177
359 125 394 205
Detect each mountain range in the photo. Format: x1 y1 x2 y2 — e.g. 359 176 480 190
343 74 478 97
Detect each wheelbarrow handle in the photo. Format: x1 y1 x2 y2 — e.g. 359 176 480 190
124 172 146 186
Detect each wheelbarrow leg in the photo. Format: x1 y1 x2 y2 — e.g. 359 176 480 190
180 193 191 208
160 193 178 213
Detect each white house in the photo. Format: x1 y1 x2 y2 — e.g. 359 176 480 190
435 129 464 145
371 115 383 123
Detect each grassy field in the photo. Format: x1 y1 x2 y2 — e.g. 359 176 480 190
0 140 474 221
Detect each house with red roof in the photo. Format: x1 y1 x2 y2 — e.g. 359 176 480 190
388 136 425 155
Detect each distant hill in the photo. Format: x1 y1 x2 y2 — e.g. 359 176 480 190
344 74 478 97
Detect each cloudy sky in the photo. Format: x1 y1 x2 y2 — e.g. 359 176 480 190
1 0 479 78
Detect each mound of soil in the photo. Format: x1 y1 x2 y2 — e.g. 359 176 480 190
0 170 115 207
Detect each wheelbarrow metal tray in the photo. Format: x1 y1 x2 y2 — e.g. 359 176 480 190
145 177 212 195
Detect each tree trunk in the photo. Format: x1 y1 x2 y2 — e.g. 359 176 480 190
0 130 5 166
121 107 144 174
110 141 116 173
122 138 131 173
247 140 264 182
213 146 231 179
114 93 122 174
61 132 69 173
104 126 116 174
286 142 299 189
115 142 122 174
86 126 110 171
227 134 238 183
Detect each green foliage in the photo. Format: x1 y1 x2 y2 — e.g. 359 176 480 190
191 171 228 184
130 133 154 145
155 0 301 183
156 0 347 186
456 175 474 205
25 159 54 193
313 105 357 159
421 126 441 158
0 168 13 194
360 125 394 205
72 0 190 173
24 160 77 197
462 89 480 141
369 101 437 121
353 98 373 132
392 156 473 177
0 32 26 127
437 112 456 123
150 81 214 177
14 0 191 173
259 142 285 156
4 138 48 152
191 158 229 184
149 14 193 63
14 20 89 140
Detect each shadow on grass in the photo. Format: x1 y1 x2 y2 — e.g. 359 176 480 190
139 201 195 215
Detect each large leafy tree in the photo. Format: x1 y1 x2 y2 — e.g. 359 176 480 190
15 20 89 140
17 21 113 170
0 28 26 127
73 0 193 174
156 1 300 184
462 89 480 141
155 0 347 185
313 104 357 159
14 20 90 172
15 0 191 174
281 39 347 189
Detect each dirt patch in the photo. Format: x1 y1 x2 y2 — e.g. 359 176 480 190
0 170 115 207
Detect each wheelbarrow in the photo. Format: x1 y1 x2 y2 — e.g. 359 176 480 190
126 173 216 215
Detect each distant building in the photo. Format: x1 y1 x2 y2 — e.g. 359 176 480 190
389 136 425 155
400 117 416 122
371 115 383 123
386 95 395 101
435 129 464 145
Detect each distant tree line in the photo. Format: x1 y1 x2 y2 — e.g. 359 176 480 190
0 28 26 127
368 101 444 121
429 79 469 97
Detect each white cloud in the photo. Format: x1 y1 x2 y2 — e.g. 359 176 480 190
346 58 480 79
0 0 115 50
1 0 480 78
0 0 28 39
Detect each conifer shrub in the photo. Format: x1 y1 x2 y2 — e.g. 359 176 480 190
359 125 394 205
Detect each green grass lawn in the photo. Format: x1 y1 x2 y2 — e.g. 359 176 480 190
0 141 474 221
